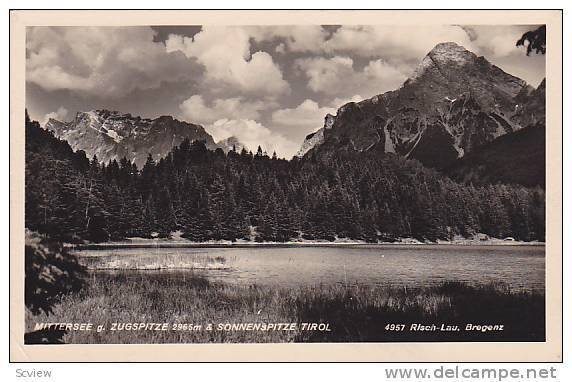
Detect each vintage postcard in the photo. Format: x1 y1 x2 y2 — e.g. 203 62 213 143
9 10 562 362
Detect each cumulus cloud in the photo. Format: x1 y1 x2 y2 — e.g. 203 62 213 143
42 106 68 126
462 25 533 57
249 26 329 53
179 95 273 125
295 56 407 98
26 24 545 147
205 119 299 159
271 99 336 134
165 26 290 97
26 26 198 98
324 25 476 66
249 25 475 62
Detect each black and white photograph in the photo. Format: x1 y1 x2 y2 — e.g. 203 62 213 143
9 9 563 363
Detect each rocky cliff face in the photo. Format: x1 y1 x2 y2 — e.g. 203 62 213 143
298 42 542 170
295 113 335 157
444 77 546 187
44 110 217 168
511 78 545 128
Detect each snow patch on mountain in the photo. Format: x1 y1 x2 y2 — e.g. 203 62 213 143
384 122 396 154
105 129 123 143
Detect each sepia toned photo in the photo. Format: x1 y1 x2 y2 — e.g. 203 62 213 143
10 10 562 362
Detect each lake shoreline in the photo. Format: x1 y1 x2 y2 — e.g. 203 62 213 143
70 237 545 250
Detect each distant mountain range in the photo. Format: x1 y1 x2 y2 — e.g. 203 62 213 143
297 42 545 186
44 110 217 168
42 41 544 186
44 110 250 168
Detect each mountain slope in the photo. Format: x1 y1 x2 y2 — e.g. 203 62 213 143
445 125 545 187
511 78 545 128
445 79 546 187
295 114 336 157
298 42 537 171
45 110 217 167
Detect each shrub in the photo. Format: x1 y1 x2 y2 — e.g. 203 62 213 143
25 230 86 315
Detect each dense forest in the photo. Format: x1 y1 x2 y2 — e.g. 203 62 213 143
25 113 545 243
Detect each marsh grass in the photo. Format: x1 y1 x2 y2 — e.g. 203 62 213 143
296 281 545 342
26 273 545 344
79 253 230 271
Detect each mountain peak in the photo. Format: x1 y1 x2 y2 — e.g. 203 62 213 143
408 42 476 85
44 117 67 130
429 41 468 53
427 42 476 66
297 40 538 168
45 109 217 167
404 41 526 112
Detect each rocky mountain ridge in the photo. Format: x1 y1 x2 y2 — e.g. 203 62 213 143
297 42 544 170
444 78 546 187
295 113 335 157
45 110 219 168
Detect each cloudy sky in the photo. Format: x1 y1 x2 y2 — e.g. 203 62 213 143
26 25 545 158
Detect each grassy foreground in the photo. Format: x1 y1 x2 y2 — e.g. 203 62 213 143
26 272 545 343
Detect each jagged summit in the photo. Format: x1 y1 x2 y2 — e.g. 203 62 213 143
426 42 478 71
408 42 475 83
45 109 217 167
428 42 475 60
296 42 544 170
406 41 527 110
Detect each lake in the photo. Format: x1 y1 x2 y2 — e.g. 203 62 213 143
75 245 545 292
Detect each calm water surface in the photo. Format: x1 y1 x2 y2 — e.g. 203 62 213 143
76 245 545 291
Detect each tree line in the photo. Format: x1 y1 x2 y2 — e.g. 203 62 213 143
25 113 545 243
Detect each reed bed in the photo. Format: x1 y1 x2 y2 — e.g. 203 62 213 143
79 253 230 271
25 272 545 344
